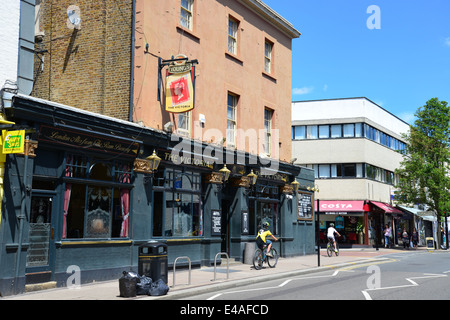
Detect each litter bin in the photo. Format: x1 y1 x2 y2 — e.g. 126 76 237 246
138 241 168 284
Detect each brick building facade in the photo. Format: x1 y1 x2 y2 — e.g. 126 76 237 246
32 0 133 120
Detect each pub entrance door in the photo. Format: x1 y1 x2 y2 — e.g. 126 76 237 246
25 192 56 284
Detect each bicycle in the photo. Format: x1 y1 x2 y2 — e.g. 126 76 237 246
326 238 339 257
253 244 278 270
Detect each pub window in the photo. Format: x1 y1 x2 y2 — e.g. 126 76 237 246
227 92 238 147
64 154 132 239
177 111 191 137
180 0 194 30
264 108 273 156
228 16 238 55
153 167 203 238
264 39 273 73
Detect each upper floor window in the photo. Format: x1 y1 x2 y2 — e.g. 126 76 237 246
227 93 238 147
228 17 238 55
264 40 273 73
180 0 194 30
177 111 192 138
264 108 274 156
292 122 406 153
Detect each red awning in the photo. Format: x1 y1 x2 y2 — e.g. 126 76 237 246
315 200 365 212
370 201 403 214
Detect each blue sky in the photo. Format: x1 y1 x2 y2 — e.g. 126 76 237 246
262 0 450 124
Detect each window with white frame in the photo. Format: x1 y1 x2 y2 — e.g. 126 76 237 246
264 108 273 156
180 0 193 30
264 40 273 73
228 17 238 55
177 111 191 137
227 93 238 147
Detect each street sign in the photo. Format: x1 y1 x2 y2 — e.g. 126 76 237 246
3 130 25 154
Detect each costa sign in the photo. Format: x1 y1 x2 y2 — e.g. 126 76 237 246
316 201 364 212
321 203 353 210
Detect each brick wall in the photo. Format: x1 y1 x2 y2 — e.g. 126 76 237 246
32 0 133 121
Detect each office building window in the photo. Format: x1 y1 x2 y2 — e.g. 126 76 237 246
331 124 342 138
319 125 329 139
292 122 406 153
292 126 306 140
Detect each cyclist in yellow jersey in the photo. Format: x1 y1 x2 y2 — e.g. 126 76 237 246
256 222 278 257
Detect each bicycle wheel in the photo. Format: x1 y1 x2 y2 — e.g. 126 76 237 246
267 248 278 268
326 243 333 257
253 249 264 270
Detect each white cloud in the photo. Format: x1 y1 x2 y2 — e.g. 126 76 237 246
398 112 416 124
293 86 314 95
323 84 328 92
445 37 450 47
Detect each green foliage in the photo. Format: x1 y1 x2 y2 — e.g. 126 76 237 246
395 98 450 220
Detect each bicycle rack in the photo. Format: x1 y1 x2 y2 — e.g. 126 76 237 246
172 256 191 288
213 252 229 281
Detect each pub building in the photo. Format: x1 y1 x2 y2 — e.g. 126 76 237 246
317 199 407 248
0 94 315 295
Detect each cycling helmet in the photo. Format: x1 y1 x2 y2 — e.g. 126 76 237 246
329 223 334 227
263 221 270 229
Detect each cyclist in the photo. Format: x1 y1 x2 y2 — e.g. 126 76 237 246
256 222 278 257
327 223 341 253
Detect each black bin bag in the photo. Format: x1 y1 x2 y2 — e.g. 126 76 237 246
149 279 170 296
136 276 153 295
119 271 139 298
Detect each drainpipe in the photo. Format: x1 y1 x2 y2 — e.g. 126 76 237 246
14 138 30 294
128 0 136 122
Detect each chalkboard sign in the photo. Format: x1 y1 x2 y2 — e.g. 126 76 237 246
297 191 313 220
211 210 222 236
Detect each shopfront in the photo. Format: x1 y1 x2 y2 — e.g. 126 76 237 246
316 200 367 247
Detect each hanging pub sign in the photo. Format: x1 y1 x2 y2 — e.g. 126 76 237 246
165 54 195 114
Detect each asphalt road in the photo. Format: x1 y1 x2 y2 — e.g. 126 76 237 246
183 250 450 300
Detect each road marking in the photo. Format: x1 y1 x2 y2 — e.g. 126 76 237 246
361 273 447 300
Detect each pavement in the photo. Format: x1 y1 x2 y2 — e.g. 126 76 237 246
2 246 428 300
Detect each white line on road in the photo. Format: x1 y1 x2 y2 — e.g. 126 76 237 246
361 273 447 300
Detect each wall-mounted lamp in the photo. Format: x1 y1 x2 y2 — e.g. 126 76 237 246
307 185 319 193
146 150 161 171
142 150 161 185
247 170 257 186
219 164 231 183
291 179 300 193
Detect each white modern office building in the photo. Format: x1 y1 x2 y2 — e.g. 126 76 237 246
292 97 413 247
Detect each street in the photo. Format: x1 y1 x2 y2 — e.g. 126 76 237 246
183 250 450 300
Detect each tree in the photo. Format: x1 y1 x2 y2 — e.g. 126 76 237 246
395 98 450 248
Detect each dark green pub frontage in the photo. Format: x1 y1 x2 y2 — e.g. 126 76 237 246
0 94 315 296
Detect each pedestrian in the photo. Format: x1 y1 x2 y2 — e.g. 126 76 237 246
402 228 409 249
411 228 419 249
384 224 391 248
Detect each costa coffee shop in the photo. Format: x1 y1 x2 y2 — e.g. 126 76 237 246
0 94 314 295
317 199 404 247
